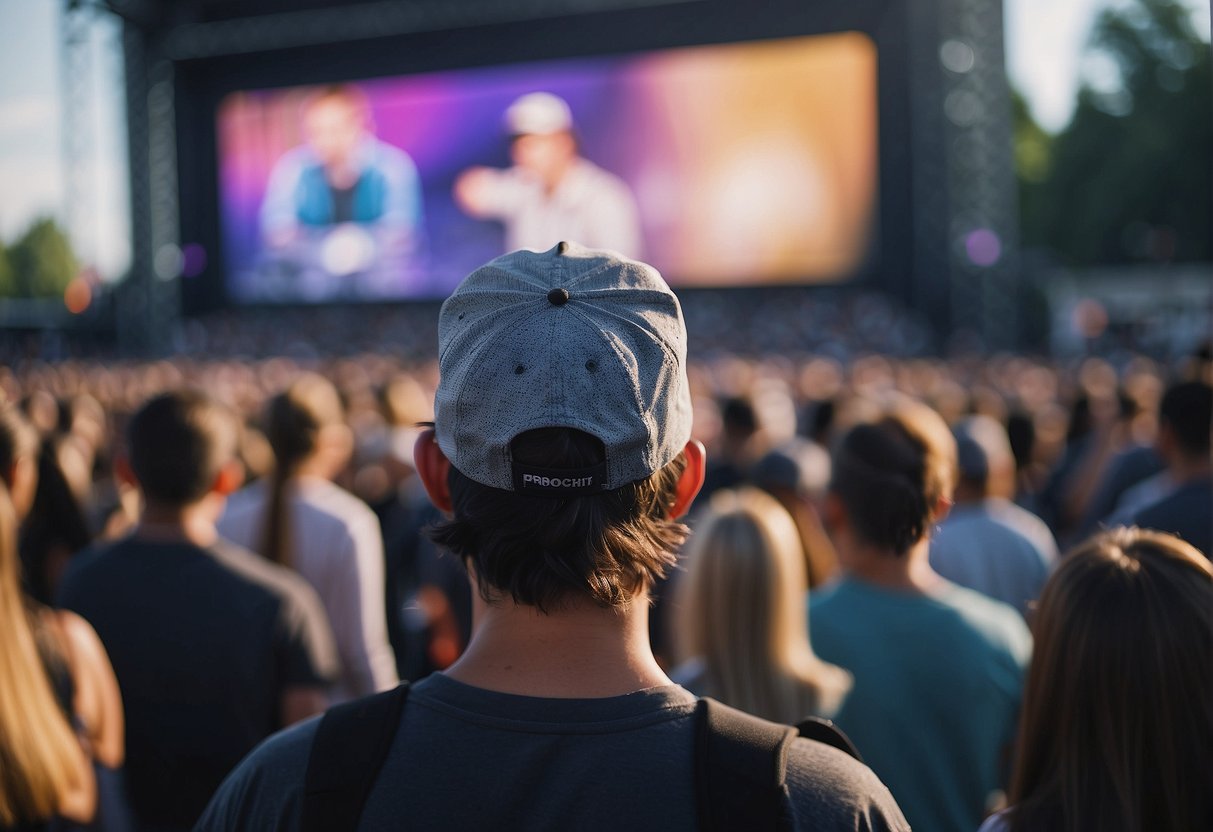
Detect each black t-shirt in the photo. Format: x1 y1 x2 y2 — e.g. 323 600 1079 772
57 536 338 831
197 674 909 831
1133 476 1213 557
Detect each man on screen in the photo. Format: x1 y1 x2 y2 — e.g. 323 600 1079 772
259 84 424 298
454 92 642 258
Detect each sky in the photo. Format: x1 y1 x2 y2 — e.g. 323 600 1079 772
0 0 1208 282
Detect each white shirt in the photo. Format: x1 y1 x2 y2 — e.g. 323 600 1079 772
470 158 642 258
219 476 398 701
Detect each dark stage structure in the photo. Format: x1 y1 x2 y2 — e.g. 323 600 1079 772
92 0 1020 355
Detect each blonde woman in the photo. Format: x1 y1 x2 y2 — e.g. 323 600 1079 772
674 487 851 724
0 478 118 830
0 406 124 831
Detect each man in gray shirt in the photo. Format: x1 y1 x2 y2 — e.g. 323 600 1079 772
197 243 907 831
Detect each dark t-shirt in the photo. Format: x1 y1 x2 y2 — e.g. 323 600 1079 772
196 674 909 831
57 536 339 831
1133 477 1213 557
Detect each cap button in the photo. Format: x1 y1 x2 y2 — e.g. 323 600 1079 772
547 287 570 306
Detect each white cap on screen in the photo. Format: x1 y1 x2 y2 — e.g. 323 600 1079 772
504 92 574 136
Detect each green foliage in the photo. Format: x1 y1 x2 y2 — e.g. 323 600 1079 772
5 217 79 299
0 244 14 297
1015 0 1212 265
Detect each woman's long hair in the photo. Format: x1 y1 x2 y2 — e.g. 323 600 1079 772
0 481 92 825
1007 527 1213 832
259 374 345 568
677 488 851 724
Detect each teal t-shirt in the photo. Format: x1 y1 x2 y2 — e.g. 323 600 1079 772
809 576 1031 832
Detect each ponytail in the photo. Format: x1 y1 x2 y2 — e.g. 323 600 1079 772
258 374 345 569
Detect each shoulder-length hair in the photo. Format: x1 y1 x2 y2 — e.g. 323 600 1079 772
0 481 92 825
677 487 851 724
1008 527 1213 832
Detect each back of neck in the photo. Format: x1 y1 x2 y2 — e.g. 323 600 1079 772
444 588 672 698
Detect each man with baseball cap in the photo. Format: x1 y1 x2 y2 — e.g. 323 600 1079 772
197 243 907 831
454 92 643 258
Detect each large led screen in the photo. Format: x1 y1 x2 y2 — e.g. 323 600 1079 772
217 32 878 302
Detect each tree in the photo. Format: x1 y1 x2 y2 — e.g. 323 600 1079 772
1017 0 1212 265
0 243 14 298
7 217 79 298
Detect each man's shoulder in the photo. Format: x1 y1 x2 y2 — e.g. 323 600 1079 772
57 539 124 603
785 738 909 830
194 716 318 831
1136 477 1213 522
938 582 1032 664
208 538 327 607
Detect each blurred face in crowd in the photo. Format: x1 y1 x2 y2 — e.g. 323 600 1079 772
304 93 367 175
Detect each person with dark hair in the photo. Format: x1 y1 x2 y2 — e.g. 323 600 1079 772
219 373 398 700
58 391 338 832
700 394 764 498
810 400 1031 832
19 437 93 605
750 437 840 589
980 527 1212 832
198 244 907 831
0 403 39 522
1131 380 1212 556
929 416 1056 616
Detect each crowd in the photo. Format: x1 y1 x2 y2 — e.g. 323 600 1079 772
0 245 1210 831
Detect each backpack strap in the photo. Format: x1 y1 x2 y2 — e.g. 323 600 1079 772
795 716 863 763
302 682 410 832
695 698 797 832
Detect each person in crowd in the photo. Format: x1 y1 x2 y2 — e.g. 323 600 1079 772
980 527 1212 832
810 400 1032 832
260 84 425 297
0 483 97 831
929 417 1056 616
674 487 851 724
218 373 399 699
197 244 907 831
58 391 337 831
0 405 39 523
0 407 126 832
454 92 642 257
262 85 423 248
750 438 840 588
1130 380 1212 556
700 395 764 498
19 437 92 605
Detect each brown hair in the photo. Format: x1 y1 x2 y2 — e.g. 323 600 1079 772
428 427 688 611
829 399 955 554
1008 527 1213 832
0 481 92 825
127 391 238 507
0 403 37 479
260 374 344 568
677 488 850 723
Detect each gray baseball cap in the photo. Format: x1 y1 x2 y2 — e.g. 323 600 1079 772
435 242 693 494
